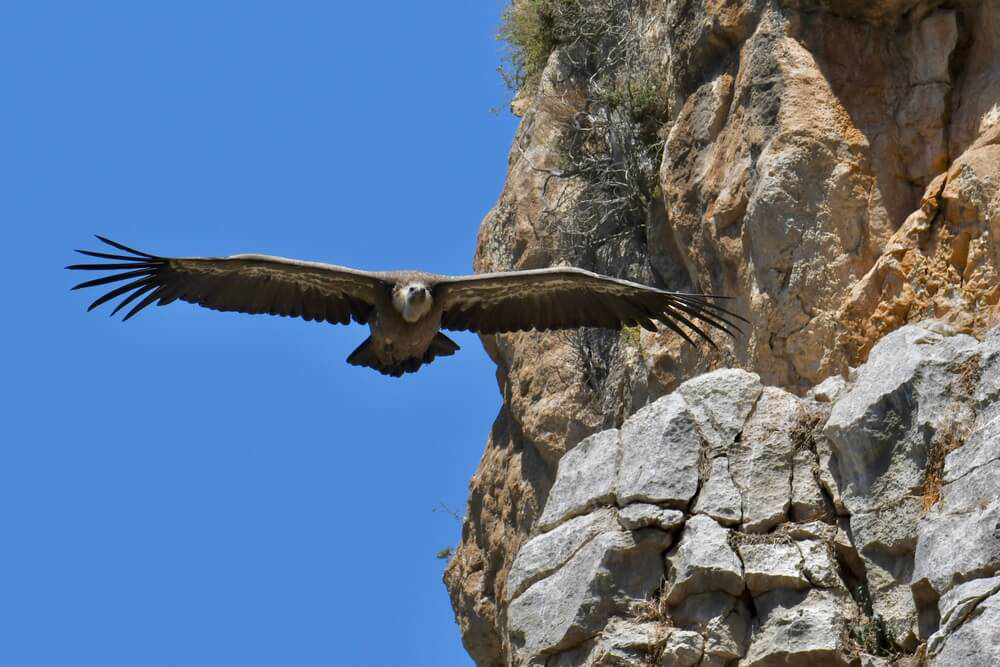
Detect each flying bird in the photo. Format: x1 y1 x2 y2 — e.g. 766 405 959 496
67 236 744 376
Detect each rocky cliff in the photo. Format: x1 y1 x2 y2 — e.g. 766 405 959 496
445 1 1000 665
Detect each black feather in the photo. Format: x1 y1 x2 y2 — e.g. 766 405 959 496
122 287 166 321
87 277 156 311
110 282 159 317
66 262 155 271
95 235 157 258
72 269 154 290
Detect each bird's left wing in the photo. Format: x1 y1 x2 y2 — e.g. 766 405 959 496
68 236 384 324
436 267 744 347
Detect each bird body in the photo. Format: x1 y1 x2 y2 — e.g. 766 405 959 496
68 236 744 376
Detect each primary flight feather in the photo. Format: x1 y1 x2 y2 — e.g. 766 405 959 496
68 235 745 376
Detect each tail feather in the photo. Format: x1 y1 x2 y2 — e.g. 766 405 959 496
346 333 460 377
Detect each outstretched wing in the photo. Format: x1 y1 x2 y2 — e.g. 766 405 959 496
67 235 384 324
436 267 745 347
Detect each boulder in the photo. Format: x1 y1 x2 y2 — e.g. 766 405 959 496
730 387 803 532
538 429 620 530
738 541 809 594
617 394 702 508
507 527 669 663
666 515 744 604
743 589 853 667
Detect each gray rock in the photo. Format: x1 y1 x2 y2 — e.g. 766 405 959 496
506 508 618 601
730 387 803 532
507 527 669 662
931 588 1000 666
784 521 836 541
693 456 742 526
678 369 762 455
738 541 809 594
807 374 848 403
928 575 1000 656
798 539 842 589
617 394 701 508
823 323 979 650
944 413 1000 488
813 430 848 515
658 630 703 667
538 429 620 531
669 592 750 661
825 324 977 514
913 385 1000 601
743 589 853 667
849 496 925 556
666 514 744 604
913 498 1000 598
833 518 867 582
618 503 685 532
790 448 829 521
549 618 665 667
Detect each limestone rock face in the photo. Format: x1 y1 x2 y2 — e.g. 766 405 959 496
450 323 1000 665
824 322 980 649
445 0 1000 664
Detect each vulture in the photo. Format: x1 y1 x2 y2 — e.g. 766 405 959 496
67 236 744 376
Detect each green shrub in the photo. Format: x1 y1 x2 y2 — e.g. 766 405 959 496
498 0 566 90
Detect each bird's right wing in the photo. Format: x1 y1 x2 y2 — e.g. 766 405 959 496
67 235 386 324
436 267 744 347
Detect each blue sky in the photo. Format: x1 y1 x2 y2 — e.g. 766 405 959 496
0 2 519 665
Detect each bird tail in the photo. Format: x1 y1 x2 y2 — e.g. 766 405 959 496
346 333 460 377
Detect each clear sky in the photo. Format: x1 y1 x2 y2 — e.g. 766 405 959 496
0 2 519 665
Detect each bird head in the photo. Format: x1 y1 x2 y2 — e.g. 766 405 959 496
392 282 432 322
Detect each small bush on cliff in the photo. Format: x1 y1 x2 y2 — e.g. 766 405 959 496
499 0 565 90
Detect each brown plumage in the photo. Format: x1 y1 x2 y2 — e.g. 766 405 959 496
67 235 746 376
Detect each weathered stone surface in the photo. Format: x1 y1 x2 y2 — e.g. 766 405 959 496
617 393 701 508
790 447 829 521
538 429 619 531
693 455 742 526
812 429 848 515
549 618 665 667
807 375 848 404
908 324 1000 647
738 541 809 594
824 322 979 649
506 509 618 602
678 369 762 455
658 630 703 667
914 499 1000 600
743 589 853 667
669 592 750 662
911 335 1000 601
507 527 669 663
838 121 1000 372
825 323 978 514
617 503 684 532
785 521 836 541
930 588 1000 666
666 515 743 604
927 575 1000 656
730 387 804 532
798 539 842 590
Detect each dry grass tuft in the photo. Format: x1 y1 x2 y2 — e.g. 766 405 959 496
921 429 963 514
